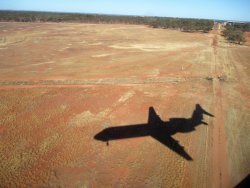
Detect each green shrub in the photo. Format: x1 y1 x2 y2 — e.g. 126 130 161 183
223 26 246 44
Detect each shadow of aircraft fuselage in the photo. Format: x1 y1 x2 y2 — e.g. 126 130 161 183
94 104 214 161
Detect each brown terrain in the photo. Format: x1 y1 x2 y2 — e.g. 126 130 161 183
0 22 249 187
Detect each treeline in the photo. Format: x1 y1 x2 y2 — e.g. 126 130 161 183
151 19 213 32
223 23 250 44
0 11 150 24
0 11 214 33
228 22 250 32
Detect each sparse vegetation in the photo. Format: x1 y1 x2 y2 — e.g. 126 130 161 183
151 19 213 32
222 23 250 44
0 10 213 33
0 18 249 187
223 27 246 44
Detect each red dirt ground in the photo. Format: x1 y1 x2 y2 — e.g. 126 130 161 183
245 32 250 46
0 23 249 187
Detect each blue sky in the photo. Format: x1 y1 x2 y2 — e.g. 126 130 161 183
0 0 249 21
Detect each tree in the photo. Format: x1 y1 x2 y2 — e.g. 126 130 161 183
223 27 246 44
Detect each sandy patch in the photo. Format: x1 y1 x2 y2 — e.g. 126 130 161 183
89 42 103 46
118 90 135 103
31 61 56 66
77 41 86 44
92 53 114 58
59 47 70 51
68 109 113 128
69 91 135 127
109 42 203 52
150 69 160 77
68 111 97 127
0 36 26 46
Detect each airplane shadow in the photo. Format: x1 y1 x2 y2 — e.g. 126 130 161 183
94 104 214 161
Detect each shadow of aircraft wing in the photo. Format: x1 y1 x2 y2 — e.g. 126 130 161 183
94 124 150 142
151 133 193 161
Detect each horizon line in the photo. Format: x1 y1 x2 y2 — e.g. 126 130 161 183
1 9 249 23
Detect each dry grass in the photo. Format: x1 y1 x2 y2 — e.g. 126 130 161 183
0 23 249 187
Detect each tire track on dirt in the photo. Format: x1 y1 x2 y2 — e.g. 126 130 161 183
0 77 210 89
211 28 230 188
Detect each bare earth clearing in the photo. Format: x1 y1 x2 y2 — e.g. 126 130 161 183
0 22 249 187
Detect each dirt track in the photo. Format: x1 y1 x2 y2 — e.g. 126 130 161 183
0 23 249 187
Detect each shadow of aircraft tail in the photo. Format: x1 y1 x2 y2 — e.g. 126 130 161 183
94 104 214 161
